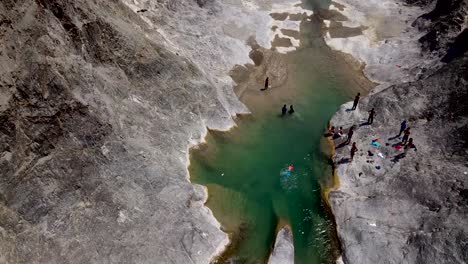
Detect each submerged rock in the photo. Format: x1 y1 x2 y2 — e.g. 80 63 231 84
268 226 294 264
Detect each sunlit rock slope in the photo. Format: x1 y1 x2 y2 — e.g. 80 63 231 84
0 0 249 263
328 0 468 263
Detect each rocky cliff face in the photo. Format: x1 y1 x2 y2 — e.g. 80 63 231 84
0 0 247 263
329 0 467 263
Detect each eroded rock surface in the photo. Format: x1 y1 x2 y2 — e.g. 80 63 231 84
328 0 468 263
268 226 294 264
0 0 245 263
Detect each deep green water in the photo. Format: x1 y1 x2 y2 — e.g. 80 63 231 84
190 1 371 263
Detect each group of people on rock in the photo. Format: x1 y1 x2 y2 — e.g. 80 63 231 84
330 93 417 161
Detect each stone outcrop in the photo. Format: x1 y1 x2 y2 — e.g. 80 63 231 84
268 226 294 264
328 0 468 263
0 0 249 263
415 0 467 55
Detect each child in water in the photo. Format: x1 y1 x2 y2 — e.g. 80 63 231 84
288 164 294 172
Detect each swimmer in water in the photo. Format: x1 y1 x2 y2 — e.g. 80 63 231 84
288 164 294 172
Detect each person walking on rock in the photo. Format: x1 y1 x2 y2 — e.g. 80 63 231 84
288 105 295 114
398 120 407 137
351 93 360 110
402 127 411 144
344 127 354 144
350 142 358 160
281 104 287 116
367 108 376 124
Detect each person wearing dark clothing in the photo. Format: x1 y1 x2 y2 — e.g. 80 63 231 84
351 93 360 110
288 105 295 114
398 120 407 137
367 108 376 124
350 142 358 160
281 104 287 116
404 138 417 151
344 127 354 144
402 127 411 144
263 77 269 90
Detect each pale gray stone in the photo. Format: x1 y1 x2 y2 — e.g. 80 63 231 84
268 226 294 264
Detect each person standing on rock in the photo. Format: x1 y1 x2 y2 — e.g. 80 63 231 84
404 138 417 152
351 93 360 110
402 127 411 144
262 77 269 91
350 142 358 160
344 126 354 144
282 104 287 116
288 105 295 114
367 108 376 124
398 120 407 137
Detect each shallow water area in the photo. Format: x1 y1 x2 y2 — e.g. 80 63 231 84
190 1 373 263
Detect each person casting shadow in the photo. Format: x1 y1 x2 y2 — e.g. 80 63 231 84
261 77 269 91
351 93 360 110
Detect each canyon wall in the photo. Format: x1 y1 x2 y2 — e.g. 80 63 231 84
328 0 467 263
0 0 249 263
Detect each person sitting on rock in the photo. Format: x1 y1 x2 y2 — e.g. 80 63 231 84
337 127 344 137
333 127 344 139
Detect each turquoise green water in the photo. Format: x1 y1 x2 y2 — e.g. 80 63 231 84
190 1 372 263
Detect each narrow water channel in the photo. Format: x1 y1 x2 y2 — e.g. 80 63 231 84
190 1 373 263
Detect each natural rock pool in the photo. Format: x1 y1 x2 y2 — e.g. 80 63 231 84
190 1 373 263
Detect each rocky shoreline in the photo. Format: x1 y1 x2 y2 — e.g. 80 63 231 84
326 0 467 263
0 0 317 263
1 0 466 262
